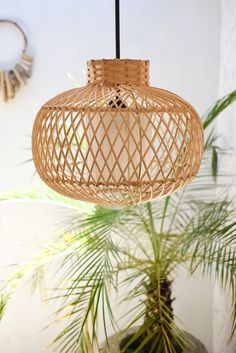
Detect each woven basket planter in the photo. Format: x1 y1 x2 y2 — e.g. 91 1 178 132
100 327 208 353
32 59 204 206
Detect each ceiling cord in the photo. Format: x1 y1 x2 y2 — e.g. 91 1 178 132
115 0 120 59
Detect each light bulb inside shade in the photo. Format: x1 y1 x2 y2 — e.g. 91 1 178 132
82 110 192 186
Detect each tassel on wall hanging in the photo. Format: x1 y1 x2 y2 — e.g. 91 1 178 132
0 19 33 102
32 0 204 206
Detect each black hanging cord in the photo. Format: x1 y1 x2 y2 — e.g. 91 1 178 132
115 0 120 59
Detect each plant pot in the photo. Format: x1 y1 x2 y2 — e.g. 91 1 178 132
101 327 208 353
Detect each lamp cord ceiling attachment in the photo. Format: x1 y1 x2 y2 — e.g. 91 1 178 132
115 0 120 59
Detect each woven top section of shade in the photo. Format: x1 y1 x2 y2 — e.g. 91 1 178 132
87 59 150 86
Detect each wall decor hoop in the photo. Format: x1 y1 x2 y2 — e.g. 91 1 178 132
0 19 33 102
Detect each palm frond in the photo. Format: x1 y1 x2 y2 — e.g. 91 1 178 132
179 199 236 335
0 186 93 213
202 89 236 130
46 206 125 353
113 268 187 353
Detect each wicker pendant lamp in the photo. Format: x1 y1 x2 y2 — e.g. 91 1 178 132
32 1 204 206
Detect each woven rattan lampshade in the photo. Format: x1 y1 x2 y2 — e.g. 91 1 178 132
32 59 204 206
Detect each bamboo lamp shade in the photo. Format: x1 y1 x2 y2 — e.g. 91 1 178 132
32 59 204 206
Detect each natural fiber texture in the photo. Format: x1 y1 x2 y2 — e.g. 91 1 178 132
0 19 33 102
32 59 204 206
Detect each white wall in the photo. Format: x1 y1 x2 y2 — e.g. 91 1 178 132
0 1 221 352
213 1 236 352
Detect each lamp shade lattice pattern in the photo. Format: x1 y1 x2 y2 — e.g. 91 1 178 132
32 59 204 206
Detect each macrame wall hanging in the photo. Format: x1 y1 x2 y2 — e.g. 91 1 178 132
32 0 204 206
0 19 33 102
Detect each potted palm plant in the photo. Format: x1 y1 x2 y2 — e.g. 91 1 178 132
1 91 236 353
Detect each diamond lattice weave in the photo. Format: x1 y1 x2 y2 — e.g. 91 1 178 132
32 59 204 206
